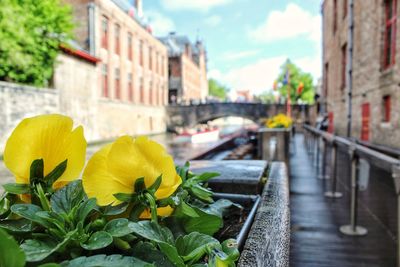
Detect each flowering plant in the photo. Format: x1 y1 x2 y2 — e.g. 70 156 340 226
265 114 293 129
0 114 240 267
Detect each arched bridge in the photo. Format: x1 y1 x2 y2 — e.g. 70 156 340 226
166 102 315 129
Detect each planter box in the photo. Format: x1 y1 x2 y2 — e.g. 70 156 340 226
190 160 267 195
258 127 291 165
191 160 290 266
238 162 290 267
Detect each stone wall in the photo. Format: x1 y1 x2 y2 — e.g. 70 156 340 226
323 0 400 147
0 82 59 151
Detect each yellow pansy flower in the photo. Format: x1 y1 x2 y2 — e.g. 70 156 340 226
3 114 87 190
82 135 182 207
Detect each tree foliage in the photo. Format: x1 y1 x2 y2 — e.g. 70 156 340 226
0 0 74 87
208 79 230 100
276 59 315 104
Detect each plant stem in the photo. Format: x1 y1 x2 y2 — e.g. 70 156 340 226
36 183 51 211
144 192 158 223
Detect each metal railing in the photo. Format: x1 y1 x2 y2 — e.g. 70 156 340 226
303 124 400 267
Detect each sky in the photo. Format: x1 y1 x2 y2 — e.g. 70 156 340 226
144 0 322 95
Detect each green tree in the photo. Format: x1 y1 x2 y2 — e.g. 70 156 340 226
256 91 276 104
0 0 74 87
208 79 230 100
276 59 315 104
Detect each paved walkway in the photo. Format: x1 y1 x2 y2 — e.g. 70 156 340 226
290 134 396 267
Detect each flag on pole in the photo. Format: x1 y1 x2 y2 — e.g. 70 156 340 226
297 82 304 95
284 69 291 117
283 69 290 85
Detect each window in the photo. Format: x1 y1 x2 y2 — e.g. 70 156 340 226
343 0 347 18
333 0 337 33
149 46 152 70
101 16 108 49
139 40 143 66
115 68 120 99
115 24 120 55
128 73 133 102
383 0 397 69
383 95 391 122
155 52 159 74
139 76 144 103
149 80 153 105
101 64 108 97
341 43 347 89
128 33 133 61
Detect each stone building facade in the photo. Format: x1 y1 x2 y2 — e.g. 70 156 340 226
323 0 400 147
63 0 168 112
159 33 208 104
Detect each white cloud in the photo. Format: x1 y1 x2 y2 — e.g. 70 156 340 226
249 3 321 43
222 49 260 61
210 55 321 95
204 15 222 26
146 10 175 36
160 0 232 12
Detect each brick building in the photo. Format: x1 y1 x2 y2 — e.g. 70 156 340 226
64 0 168 105
323 0 400 147
159 33 208 104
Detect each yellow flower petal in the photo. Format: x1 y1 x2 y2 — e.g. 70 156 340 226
83 135 182 207
82 144 132 206
107 136 181 199
140 206 174 219
4 114 87 188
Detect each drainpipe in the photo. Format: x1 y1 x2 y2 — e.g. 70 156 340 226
88 3 96 56
346 0 354 137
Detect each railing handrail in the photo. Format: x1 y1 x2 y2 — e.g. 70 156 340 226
303 124 400 173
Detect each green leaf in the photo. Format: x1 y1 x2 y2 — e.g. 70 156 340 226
30 159 44 184
75 198 97 223
147 175 162 193
173 202 222 236
50 180 86 214
59 254 154 267
104 218 135 237
158 242 185 267
2 183 30 194
188 184 213 203
80 231 113 250
192 172 220 183
11 204 52 228
38 263 61 267
0 218 33 232
113 192 136 203
21 236 69 262
176 232 220 263
203 199 242 218
45 159 67 187
176 162 190 182
221 239 240 262
129 221 174 245
134 177 146 192
128 221 184 267
132 241 175 267
0 228 26 267
102 202 129 216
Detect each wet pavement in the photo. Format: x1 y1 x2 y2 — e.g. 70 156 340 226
290 134 396 267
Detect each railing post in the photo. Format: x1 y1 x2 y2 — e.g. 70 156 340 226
318 138 330 179
340 144 368 236
391 165 400 267
325 142 343 198
315 136 320 169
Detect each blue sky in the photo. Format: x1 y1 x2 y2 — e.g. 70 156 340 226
144 0 322 95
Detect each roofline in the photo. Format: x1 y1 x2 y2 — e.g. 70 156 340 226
60 44 101 64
